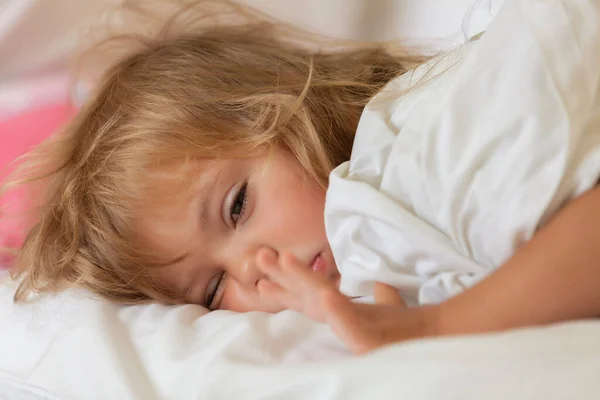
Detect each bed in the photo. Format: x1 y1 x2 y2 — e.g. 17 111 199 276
2 0 600 399
2 277 600 400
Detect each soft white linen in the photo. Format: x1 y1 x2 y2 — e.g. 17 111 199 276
326 0 600 305
1 278 600 400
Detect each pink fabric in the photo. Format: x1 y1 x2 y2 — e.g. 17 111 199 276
0 102 74 268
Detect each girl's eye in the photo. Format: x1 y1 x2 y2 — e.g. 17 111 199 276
206 272 226 310
229 184 247 226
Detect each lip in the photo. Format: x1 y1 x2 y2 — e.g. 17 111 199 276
310 253 328 274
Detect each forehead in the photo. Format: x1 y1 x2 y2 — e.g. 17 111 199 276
143 159 218 199
132 159 222 251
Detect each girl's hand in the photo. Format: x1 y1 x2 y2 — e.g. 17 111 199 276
255 249 441 355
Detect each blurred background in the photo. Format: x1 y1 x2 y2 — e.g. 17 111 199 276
0 0 504 119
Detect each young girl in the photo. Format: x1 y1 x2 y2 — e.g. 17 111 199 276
3 0 600 355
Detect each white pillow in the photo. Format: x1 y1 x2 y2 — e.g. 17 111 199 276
2 276 600 400
0 278 350 399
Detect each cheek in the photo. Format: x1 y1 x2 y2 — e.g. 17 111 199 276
257 183 326 237
220 280 286 313
219 280 256 312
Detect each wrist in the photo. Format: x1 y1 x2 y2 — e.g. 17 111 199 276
421 303 446 337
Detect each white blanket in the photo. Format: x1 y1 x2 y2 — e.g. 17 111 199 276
326 0 600 305
2 0 600 399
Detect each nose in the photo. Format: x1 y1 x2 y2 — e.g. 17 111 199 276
227 246 272 288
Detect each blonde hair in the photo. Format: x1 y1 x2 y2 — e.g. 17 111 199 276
2 0 426 304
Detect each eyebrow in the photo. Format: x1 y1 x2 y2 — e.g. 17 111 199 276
182 284 192 300
195 164 224 233
183 166 224 306
198 199 210 232
183 169 222 308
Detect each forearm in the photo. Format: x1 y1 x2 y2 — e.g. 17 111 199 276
439 186 600 335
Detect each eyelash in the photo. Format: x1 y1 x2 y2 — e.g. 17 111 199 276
207 272 226 310
229 183 248 226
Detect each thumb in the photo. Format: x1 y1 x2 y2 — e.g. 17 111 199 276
374 282 406 307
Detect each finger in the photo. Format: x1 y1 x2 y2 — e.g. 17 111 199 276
374 282 406 307
279 252 331 290
319 291 371 353
255 248 296 289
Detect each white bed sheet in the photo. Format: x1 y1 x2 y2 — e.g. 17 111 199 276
1 278 600 400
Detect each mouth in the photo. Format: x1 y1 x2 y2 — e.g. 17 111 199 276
310 252 340 286
310 253 327 274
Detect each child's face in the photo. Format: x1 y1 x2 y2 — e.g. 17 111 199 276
137 148 339 312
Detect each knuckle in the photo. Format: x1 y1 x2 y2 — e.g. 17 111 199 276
319 286 341 308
